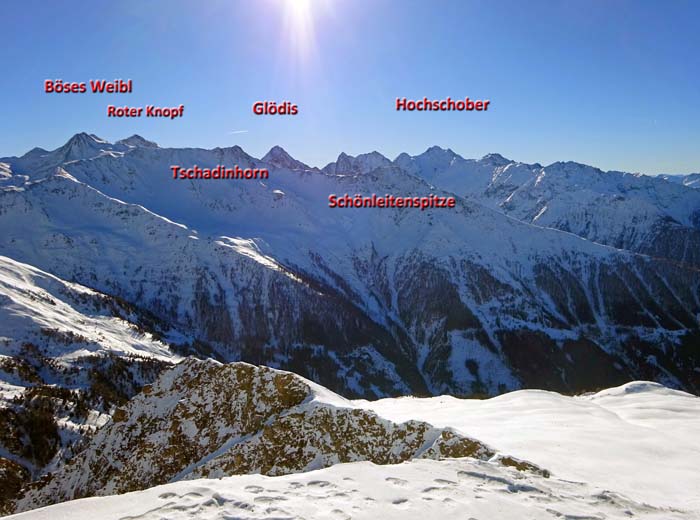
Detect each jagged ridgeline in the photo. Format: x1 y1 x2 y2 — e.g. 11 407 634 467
14 359 547 513
0 133 699 514
1 133 699 399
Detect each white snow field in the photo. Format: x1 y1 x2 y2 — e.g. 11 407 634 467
362 382 700 513
8 381 700 519
0 255 176 363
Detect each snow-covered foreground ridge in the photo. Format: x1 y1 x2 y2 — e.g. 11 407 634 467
12 358 546 513
8 459 693 520
9 364 700 519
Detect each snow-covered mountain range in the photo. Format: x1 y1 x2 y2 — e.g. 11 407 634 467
1 133 698 398
660 172 700 190
1 133 699 515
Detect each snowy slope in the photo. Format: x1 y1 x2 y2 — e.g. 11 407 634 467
9 375 700 519
8 457 689 520
0 171 425 397
0 255 178 513
13 358 546 513
0 255 176 363
1 135 699 399
390 148 700 267
660 173 700 189
3 134 699 518
363 381 700 512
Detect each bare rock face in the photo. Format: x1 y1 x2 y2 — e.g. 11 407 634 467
14 359 546 513
0 458 29 516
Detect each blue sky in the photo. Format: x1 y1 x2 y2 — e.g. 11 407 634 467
1 0 699 173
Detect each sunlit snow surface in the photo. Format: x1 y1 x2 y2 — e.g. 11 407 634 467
0 255 176 362
9 381 700 519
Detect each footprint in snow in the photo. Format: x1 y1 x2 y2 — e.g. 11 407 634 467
253 495 288 503
392 498 410 508
385 477 409 487
306 480 336 488
422 486 447 493
201 493 227 507
434 478 457 485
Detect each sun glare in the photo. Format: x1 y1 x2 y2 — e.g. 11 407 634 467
281 0 321 66
286 0 313 26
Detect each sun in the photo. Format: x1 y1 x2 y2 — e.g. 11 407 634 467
285 0 313 27
281 0 320 65
273 0 336 73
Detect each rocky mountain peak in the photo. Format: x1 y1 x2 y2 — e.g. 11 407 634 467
65 132 108 147
424 145 456 157
481 152 511 165
24 147 49 156
262 145 309 170
56 132 112 162
324 151 391 175
116 134 158 148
